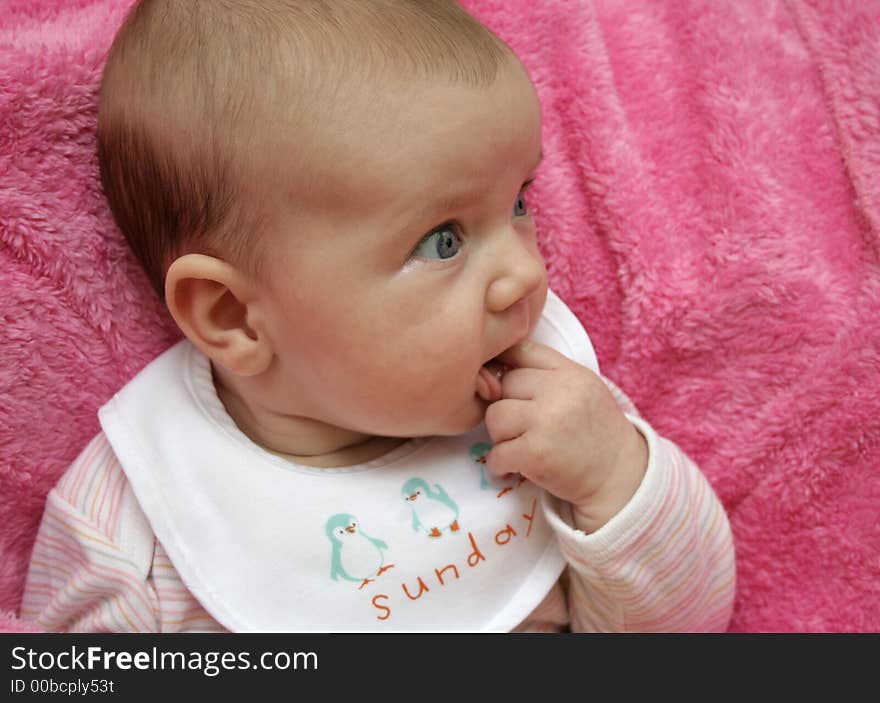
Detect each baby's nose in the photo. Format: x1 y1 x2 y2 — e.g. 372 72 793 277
486 231 546 313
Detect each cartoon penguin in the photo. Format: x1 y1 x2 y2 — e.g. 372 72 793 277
401 477 460 538
468 442 525 498
325 513 394 590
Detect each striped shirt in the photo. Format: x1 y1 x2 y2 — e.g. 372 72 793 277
21 380 735 632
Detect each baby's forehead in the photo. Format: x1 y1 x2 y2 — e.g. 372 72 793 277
256 62 541 217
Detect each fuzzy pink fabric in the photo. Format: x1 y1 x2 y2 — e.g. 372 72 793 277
1 0 878 633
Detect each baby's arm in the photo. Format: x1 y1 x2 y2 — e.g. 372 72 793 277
543 379 736 632
484 342 735 631
20 434 160 633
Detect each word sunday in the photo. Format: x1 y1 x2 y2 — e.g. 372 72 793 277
369 497 539 621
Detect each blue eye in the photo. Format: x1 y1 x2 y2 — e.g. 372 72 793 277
413 225 462 260
513 189 529 217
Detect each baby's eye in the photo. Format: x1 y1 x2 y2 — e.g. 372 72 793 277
513 189 529 217
412 225 462 260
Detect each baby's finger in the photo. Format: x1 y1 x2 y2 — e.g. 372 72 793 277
499 366 549 401
484 434 529 478
496 340 565 371
484 398 530 445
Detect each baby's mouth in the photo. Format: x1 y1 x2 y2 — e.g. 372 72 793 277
476 358 511 403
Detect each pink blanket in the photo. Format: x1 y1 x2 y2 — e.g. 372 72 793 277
2 0 878 633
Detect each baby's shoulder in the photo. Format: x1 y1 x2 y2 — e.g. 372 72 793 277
54 432 121 506
50 431 153 549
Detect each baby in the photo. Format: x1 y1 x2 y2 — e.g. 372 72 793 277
22 0 735 632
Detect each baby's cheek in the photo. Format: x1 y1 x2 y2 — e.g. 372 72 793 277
353 330 476 406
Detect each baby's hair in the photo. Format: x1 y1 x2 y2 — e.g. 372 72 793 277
97 0 512 298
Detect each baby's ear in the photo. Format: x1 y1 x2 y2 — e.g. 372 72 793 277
164 254 272 376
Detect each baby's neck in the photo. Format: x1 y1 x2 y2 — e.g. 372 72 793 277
211 364 406 468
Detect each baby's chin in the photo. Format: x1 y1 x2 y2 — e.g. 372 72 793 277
384 396 488 439
440 395 491 436
353 377 495 440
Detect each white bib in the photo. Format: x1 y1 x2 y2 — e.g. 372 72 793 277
99 290 599 632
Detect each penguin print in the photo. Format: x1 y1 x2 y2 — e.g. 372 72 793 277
468 441 526 498
325 513 394 590
401 478 460 538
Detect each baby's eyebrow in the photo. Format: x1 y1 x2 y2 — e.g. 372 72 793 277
413 148 545 226
421 191 474 223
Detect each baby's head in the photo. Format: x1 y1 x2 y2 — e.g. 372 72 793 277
98 0 548 449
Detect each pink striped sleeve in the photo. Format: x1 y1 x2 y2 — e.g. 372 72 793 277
149 542 227 633
539 380 736 632
20 434 161 633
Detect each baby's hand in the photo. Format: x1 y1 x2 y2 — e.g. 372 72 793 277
484 341 648 533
